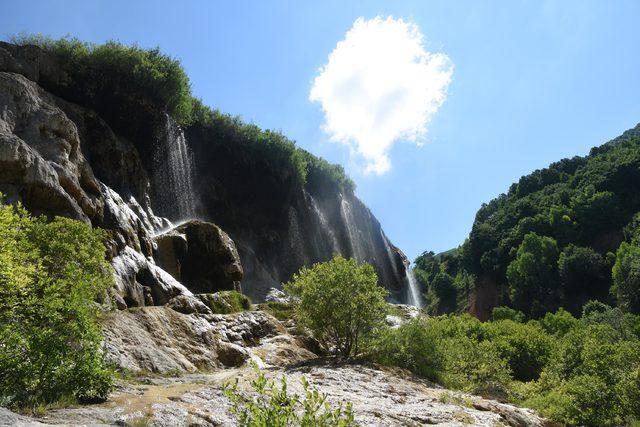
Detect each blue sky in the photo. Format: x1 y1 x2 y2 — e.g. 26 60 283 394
2 1 640 261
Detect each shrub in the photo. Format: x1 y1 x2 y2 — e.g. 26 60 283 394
200 290 251 314
492 306 525 322
223 364 356 426
262 301 295 321
368 315 511 395
0 202 114 408
437 336 511 396
367 318 441 379
539 308 579 336
484 320 553 381
522 323 640 426
284 256 388 357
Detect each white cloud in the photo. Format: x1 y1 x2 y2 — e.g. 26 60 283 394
310 16 453 174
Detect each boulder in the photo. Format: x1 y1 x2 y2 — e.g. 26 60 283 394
153 220 243 294
167 294 211 315
265 287 292 304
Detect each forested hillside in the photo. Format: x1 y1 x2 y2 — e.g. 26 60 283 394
416 124 640 319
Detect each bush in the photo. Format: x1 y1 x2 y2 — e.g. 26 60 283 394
539 308 579 336
368 308 640 425
484 320 553 381
492 306 525 322
200 290 251 314
0 202 114 408
367 318 441 379
262 301 295 321
284 256 388 357
520 323 640 426
368 315 511 396
223 364 356 426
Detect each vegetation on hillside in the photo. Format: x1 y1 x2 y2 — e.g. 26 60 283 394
9 34 354 193
416 125 640 318
0 200 114 409
368 304 640 426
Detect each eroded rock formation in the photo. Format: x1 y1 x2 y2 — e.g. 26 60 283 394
0 41 411 308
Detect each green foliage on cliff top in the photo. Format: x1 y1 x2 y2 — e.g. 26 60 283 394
9 34 354 192
0 200 114 409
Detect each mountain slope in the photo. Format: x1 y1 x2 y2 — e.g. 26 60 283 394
416 123 640 319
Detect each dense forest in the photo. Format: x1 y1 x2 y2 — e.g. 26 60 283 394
415 124 640 319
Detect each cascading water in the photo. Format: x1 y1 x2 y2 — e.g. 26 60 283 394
339 196 365 261
153 115 198 221
309 194 340 254
405 267 423 309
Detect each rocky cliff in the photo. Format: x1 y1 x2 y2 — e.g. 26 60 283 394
0 41 410 307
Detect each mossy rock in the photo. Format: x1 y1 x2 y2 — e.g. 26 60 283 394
198 291 251 314
260 301 295 321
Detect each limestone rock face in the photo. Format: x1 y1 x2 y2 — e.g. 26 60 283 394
0 72 102 221
1 41 413 306
0 67 244 311
100 307 287 374
153 220 244 294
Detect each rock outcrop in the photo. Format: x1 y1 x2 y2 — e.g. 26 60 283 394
0 40 413 307
153 220 243 294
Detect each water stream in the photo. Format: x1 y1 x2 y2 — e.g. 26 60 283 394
404 268 423 309
309 194 341 254
339 196 365 261
153 115 198 220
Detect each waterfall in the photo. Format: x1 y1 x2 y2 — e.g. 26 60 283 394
339 196 365 261
153 115 197 220
309 194 340 254
405 268 423 309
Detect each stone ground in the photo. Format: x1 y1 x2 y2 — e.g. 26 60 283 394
3 362 546 426
1 306 548 427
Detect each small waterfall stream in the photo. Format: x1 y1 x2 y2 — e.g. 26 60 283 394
309 194 341 254
339 196 365 261
153 115 198 220
405 268 423 309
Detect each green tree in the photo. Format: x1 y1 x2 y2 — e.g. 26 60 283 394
558 245 610 314
506 233 560 318
612 242 640 314
284 256 387 357
492 306 525 322
426 272 457 315
0 202 114 408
